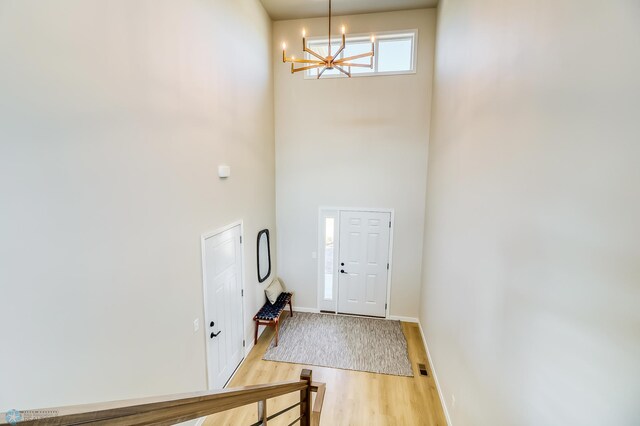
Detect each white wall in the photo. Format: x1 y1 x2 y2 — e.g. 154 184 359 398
420 0 640 424
274 9 436 318
0 0 275 412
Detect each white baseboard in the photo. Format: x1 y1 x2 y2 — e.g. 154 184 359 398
292 306 320 313
194 418 205 426
388 315 419 323
224 356 247 389
418 321 452 426
244 323 267 357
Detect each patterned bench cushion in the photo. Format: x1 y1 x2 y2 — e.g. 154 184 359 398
255 292 292 321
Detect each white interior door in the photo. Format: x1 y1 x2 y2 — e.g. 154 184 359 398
202 224 244 389
338 211 391 317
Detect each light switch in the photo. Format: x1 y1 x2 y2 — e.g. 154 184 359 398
193 318 200 332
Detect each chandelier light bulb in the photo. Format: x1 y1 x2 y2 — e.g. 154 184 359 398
302 29 306 37
282 42 286 50
371 35 375 43
342 25 346 34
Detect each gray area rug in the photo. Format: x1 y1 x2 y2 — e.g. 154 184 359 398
262 312 414 377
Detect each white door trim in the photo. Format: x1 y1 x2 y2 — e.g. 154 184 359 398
200 220 246 390
317 207 395 319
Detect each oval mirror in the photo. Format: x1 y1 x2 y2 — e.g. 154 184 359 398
257 229 271 283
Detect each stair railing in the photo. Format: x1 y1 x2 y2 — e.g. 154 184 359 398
2 369 325 426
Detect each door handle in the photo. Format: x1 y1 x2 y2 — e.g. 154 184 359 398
340 269 348 274
209 321 221 338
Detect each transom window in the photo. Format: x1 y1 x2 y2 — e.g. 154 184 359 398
305 30 417 79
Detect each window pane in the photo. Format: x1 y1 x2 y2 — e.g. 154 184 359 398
378 37 413 72
323 218 334 299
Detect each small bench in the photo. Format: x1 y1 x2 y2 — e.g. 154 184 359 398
253 292 293 347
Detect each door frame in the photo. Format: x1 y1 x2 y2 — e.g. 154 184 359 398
200 219 246 390
317 207 395 319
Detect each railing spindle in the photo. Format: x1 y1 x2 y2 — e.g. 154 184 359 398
257 399 267 425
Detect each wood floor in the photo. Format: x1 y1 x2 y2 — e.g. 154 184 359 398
203 313 447 426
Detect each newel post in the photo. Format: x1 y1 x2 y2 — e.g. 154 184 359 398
300 369 312 426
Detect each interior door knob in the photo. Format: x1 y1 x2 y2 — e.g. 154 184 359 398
340 269 348 274
210 330 221 338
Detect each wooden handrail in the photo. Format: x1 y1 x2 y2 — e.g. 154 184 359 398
3 375 323 426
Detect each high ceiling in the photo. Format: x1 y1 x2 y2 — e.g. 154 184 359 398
260 0 438 21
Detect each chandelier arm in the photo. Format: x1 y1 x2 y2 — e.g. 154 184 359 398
333 51 373 64
292 63 326 73
285 58 325 65
336 54 373 69
304 47 327 62
333 33 347 60
334 64 352 77
338 62 373 68
317 67 328 79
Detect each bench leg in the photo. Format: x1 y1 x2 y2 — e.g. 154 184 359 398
289 299 293 317
254 320 259 345
275 319 279 347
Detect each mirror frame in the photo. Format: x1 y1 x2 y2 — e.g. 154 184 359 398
257 229 271 283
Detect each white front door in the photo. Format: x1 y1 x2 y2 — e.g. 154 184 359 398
202 224 244 389
337 211 391 317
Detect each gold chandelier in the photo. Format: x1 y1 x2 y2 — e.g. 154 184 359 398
282 0 375 78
